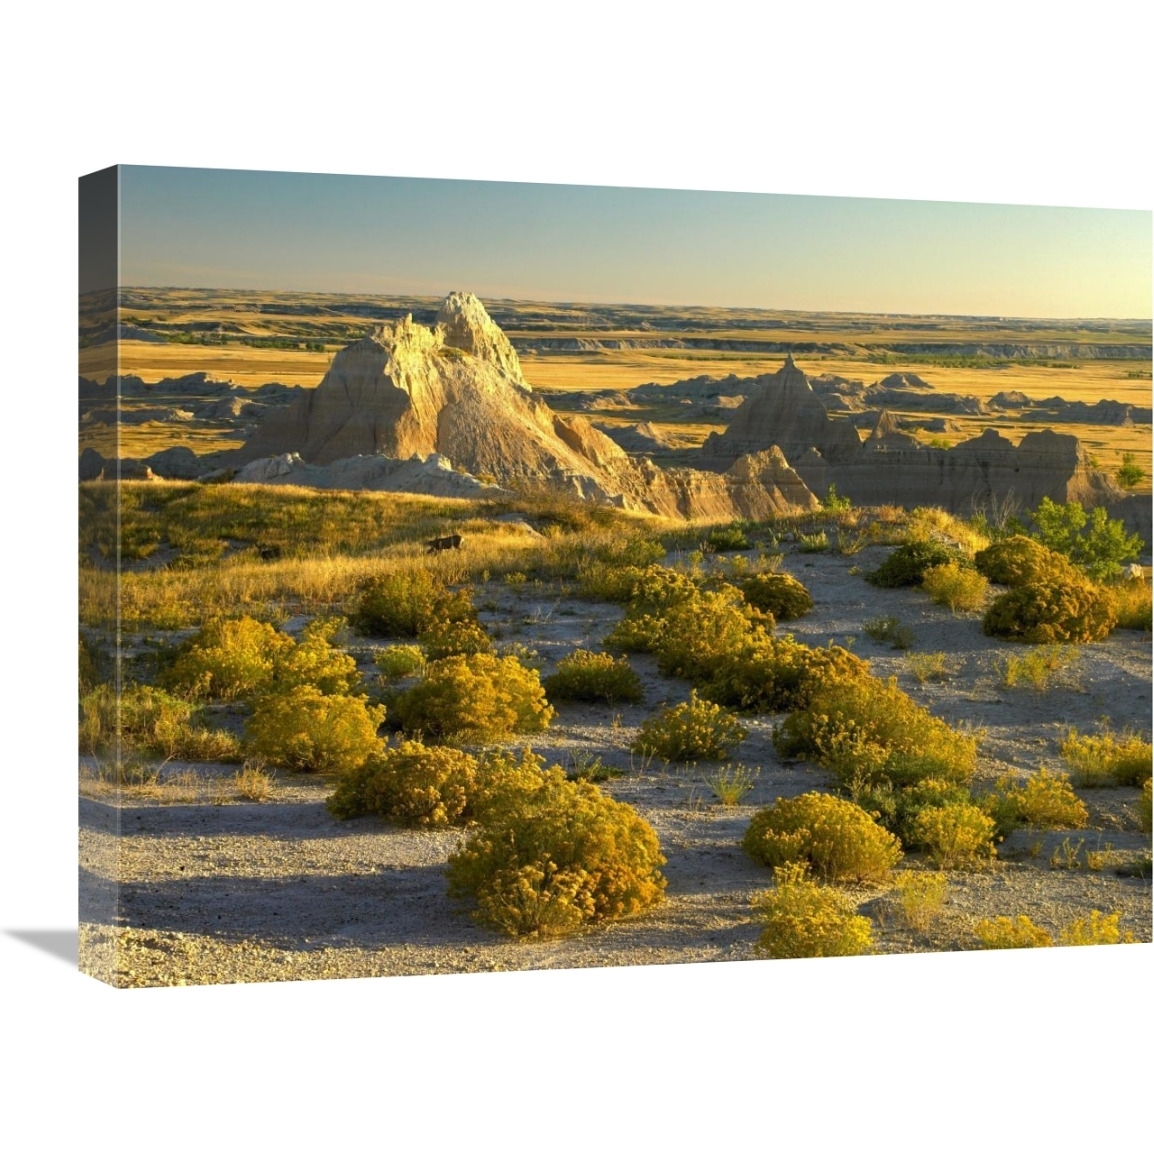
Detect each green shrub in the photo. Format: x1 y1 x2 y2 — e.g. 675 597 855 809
1060 727 1152 788
982 576 1116 643
1028 498 1142 582
1138 779 1152 833
983 769 1088 836
740 572 814 620
975 915 1053 949
774 675 978 789
922 562 989 612
418 616 493 660
390 653 554 740
327 741 544 826
246 686 386 774
750 863 874 959
163 616 293 700
352 570 475 637
912 803 996 868
1115 452 1144 489
707 524 751 552
703 635 869 714
742 792 902 882
446 768 667 938
974 535 1071 587
543 649 643 704
866 540 956 588
374 644 425 680
79 683 242 762
633 691 747 761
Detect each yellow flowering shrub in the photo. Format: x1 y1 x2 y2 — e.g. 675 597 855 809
773 674 978 788
271 617 361 696
446 768 666 938
164 615 293 701
751 863 874 959
921 562 989 612
1061 727 1152 788
983 576 1116 643
352 570 475 637
327 742 544 826
975 915 1054 949
974 535 1072 587
391 653 554 740
1059 910 1137 946
633 691 747 761
912 803 996 868
742 792 902 883
246 686 385 774
740 572 813 620
417 616 493 660
983 768 1088 837
543 649 643 704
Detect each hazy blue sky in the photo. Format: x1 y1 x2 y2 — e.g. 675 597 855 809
118 165 1151 319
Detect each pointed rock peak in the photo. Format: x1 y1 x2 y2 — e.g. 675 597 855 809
777 353 810 386
868 408 901 440
435 291 525 386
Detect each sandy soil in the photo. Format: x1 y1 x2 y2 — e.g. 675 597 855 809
79 544 1152 987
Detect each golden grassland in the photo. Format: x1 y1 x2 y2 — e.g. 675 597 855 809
86 340 333 388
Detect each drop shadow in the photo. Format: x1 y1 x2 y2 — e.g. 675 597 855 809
6 929 78 967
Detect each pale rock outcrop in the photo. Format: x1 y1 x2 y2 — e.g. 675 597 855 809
234 293 820 520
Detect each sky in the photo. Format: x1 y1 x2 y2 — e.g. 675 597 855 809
118 165 1152 320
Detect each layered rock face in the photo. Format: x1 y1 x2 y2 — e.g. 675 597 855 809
235 293 818 520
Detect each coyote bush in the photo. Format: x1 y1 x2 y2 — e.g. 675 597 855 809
633 691 747 761
974 535 1071 587
327 742 544 826
774 675 978 788
742 792 902 882
921 562 989 612
391 653 554 740
246 686 385 774
912 803 996 868
866 540 956 588
975 915 1054 949
164 615 293 701
352 570 475 637
446 768 666 938
982 576 1116 644
543 649 643 704
740 572 814 620
751 863 874 959
704 635 869 714
79 683 242 762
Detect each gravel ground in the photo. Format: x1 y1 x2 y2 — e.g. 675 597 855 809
79 545 1152 987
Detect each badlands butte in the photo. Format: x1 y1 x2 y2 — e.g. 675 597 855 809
80 290 1151 537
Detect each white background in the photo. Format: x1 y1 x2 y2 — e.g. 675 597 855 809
1 3 1150 1150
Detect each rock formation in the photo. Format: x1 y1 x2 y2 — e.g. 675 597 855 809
230 293 819 520
699 355 863 468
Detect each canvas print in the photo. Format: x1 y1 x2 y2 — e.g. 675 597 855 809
79 165 1152 987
